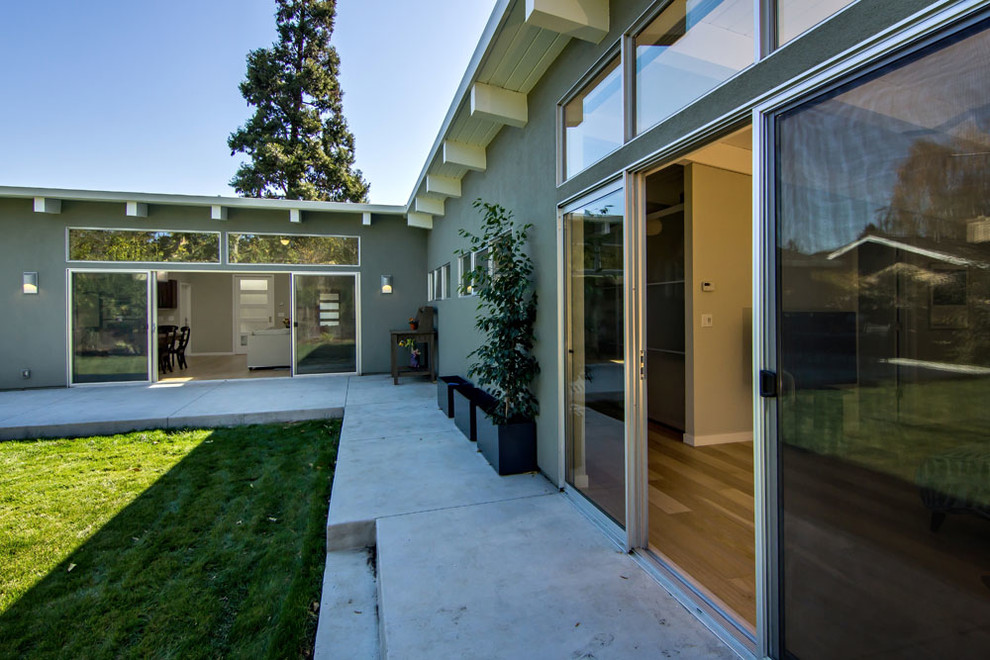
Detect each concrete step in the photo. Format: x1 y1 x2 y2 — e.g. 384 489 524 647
314 548 380 660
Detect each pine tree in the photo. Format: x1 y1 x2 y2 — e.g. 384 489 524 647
228 0 370 202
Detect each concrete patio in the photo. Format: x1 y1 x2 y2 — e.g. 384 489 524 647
0 375 347 440
0 374 739 658
316 375 739 659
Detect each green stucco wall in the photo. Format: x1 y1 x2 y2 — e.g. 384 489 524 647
0 197 425 390
425 0 943 483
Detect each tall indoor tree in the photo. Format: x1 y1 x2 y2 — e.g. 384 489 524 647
228 0 370 202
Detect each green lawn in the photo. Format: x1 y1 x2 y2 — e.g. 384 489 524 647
0 420 339 659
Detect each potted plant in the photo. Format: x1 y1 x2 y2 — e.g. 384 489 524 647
457 200 539 475
398 337 422 369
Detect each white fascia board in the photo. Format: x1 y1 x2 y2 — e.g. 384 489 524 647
407 211 434 229
524 0 609 43
415 196 445 216
289 209 302 223
126 201 148 217
426 175 462 198
443 141 487 172
211 205 228 220
470 82 528 128
0 186 406 216
33 197 61 214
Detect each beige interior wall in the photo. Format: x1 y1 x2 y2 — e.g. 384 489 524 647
684 163 753 444
154 271 291 354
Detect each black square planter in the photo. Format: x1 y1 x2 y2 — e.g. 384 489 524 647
437 375 470 418
476 406 538 476
453 384 478 441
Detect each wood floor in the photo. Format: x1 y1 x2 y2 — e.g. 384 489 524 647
158 354 289 383
647 423 756 629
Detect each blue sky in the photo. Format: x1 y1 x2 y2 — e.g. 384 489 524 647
0 0 496 205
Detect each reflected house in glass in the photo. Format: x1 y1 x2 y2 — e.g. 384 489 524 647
2 1 990 658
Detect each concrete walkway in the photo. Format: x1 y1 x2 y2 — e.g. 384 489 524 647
0 375 347 440
316 376 739 659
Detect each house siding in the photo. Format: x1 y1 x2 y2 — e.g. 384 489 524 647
0 197 425 390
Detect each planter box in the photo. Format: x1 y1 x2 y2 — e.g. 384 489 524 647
437 375 470 418
453 385 478 441
476 403 538 476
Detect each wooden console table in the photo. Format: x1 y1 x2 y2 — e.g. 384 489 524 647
390 330 437 385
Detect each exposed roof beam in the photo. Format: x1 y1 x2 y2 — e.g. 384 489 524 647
211 205 228 221
415 196 445 216
33 197 61 214
362 212 372 226
407 211 433 229
524 0 608 43
443 141 486 172
470 82 528 128
126 201 148 217
426 175 462 199
289 209 302 223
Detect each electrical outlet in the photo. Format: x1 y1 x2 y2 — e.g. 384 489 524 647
701 314 713 328
21 369 30 379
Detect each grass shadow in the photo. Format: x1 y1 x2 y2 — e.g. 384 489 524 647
0 419 339 659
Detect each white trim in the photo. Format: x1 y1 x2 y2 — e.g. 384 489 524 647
0 185 404 215
684 431 754 446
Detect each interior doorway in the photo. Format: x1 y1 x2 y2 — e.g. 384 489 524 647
642 126 757 632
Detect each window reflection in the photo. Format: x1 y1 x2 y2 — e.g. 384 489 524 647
777 19 990 659
563 57 623 179
777 0 856 47
565 188 626 525
635 0 753 134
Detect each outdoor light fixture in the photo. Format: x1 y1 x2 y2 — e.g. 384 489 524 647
22 272 38 295
381 275 393 294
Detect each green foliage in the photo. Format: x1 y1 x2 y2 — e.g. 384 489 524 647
0 420 339 658
459 200 539 423
228 0 369 202
227 232 358 265
69 229 220 263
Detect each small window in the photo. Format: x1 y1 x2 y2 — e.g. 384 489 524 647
68 228 220 263
562 55 623 180
777 0 857 48
459 253 473 296
427 272 435 301
443 263 451 299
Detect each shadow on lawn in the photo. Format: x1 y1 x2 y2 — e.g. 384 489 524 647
0 420 338 660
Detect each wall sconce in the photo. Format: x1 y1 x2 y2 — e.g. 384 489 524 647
381 275 393 294
22 272 38 295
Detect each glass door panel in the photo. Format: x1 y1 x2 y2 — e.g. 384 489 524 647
70 271 150 384
234 275 273 354
293 274 357 375
775 20 990 659
565 187 626 526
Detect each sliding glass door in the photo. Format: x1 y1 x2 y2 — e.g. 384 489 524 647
293 274 358 375
70 271 151 384
564 185 627 526
774 18 990 659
